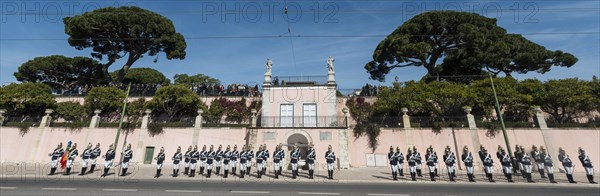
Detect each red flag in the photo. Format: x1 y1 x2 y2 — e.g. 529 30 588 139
60 142 71 170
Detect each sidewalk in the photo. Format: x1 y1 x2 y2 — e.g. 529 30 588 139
1 162 599 187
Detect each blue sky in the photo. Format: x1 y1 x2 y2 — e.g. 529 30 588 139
1 0 599 90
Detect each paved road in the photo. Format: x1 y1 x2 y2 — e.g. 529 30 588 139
1 177 599 196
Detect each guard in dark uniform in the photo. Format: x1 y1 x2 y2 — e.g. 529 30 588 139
578 148 597 184
223 145 232 178
215 145 223 175
79 143 92 176
413 146 423 177
325 145 336 180
239 145 248 178
388 146 399 181
183 145 192 175
64 143 78 175
482 147 495 182
558 147 576 183
199 145 207 175
246 144 254 175
407 147 417 181
48 142 64 175
189 145 199 177
425 146 438 181
290 144 300 179
154 147 165 178
120 144 133 176
396 147 404 176
461 146 475 182
273 144 284 179
89 143 101 174
307 143 316 179
255 144 264 178
514 145 524 178
443 146 456 182
262 144 270 177
478 145 489 177
541 146 557 183
497 146 514 182
276 144 285 176
206 145 215 178
172 146 182 177
531 145 546 178
230 145 239 176
100 144 115 177
521 148 535 183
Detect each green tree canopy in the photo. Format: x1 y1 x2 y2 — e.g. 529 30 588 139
110 67 170 85
0 83 56 118
14 55 108 89
83 87 126 117
54 101 86 121
63 6 187 83
470 77 533 121
147 85 206 120
533 78 595 124
365 11 577 82
174 74 220 86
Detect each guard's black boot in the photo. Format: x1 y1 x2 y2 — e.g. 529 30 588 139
257 169 261 178
548 174 556 183
568 174 576 183
527 173 535 183
539 169 546 178
89 165 96 174
184 167 189 175
488 174 495 182
508 174 514 182
101 168 108 177
173 169 177 177
189 169 195 177
417 169 422 177
469 174 476 182
232 167 236 176
588 175 597 184
448 172 454 182
329 170 334 180
64 168 71 175
224 170 229 178
155 169 161 178
292 169 297 179
79 167 87 176
119 168 126 176
435 168 439 177
392 172 397 181
278 168 282 175
411 172 416 181
399 169 404 176
274 170 279 179
207 169 212 178
240 170 245 178
49 167 56 175
200 167 204 175
247 166 251 174
430 172 435 181
216 167 220 175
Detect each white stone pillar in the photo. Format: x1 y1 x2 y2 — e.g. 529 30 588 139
327 56 336 86
39 109 53 128
465 107 481 165
141 109 151 129
89 109 101 128
402 108 411 129
464 107 476 130
338 108 350 169
533 107 548 129
0 109 5 127
251 109 257 127
192 109 203 146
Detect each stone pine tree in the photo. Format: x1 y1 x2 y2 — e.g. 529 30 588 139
14 55 108 89
365 11 577 82
63 6 187 83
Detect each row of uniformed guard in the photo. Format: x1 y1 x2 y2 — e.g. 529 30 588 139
48 142 132 177
386 145 596 184
48 142 337 180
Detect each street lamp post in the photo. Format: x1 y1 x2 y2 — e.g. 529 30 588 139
489 76 513 160
114 83 132 166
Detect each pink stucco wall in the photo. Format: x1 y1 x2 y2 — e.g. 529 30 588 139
349 128 600 169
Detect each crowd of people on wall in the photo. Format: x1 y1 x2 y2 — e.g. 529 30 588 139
46 83 261 97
